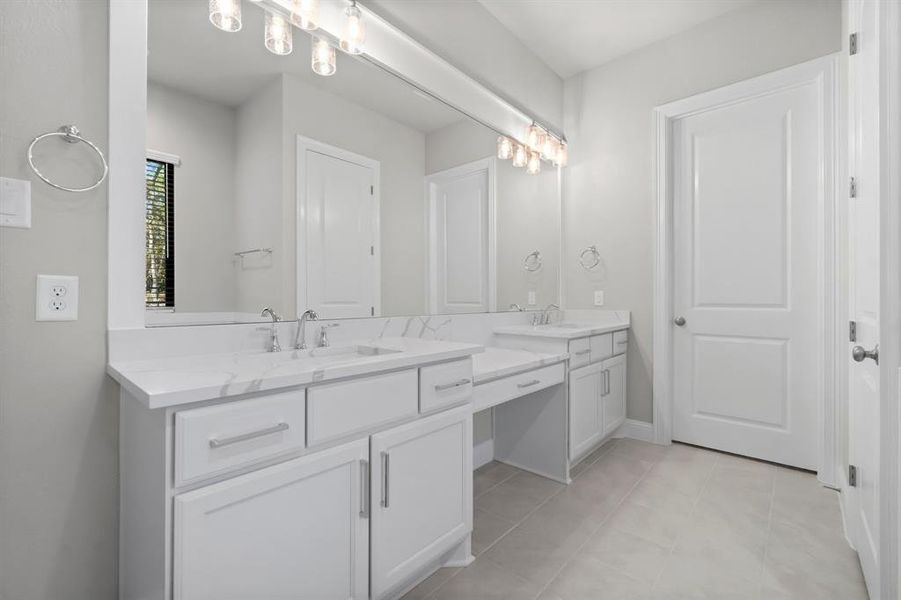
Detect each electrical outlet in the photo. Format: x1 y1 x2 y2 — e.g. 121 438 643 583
594 290 605 306
527 291 537 306
36 275 78 321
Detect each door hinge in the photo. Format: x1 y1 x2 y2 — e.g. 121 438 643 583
850 320 858 342
370 306 375 316
850 177 857 198
850 32 859 55
849 464 858 487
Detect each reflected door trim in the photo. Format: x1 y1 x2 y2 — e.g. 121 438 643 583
652 55 840 484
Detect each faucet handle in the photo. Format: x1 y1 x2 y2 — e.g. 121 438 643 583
318 323 339 348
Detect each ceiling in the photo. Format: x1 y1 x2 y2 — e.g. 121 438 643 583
478 0 758 79
148 0 464 133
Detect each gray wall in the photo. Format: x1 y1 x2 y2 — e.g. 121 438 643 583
0 2 118 599
562 0 842 423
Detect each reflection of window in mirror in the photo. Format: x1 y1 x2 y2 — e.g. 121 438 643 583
145 156 176 309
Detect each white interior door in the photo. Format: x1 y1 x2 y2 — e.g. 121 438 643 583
426 159 495 314
671 64 827 470
846 0 881 592
301 140 379 319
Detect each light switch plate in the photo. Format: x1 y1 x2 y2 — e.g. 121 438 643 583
527 291 537 306
0 177 32 229
36 275 79 321
594 290 605 306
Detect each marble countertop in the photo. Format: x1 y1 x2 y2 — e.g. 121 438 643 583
493 318 630 339
472 347 569 384
108 337 483 409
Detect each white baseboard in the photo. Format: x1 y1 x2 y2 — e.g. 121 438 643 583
616 418 656 443
473 438 494 470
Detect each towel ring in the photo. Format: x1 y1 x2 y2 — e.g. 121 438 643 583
579 245 601 270
523 250 542 272
27 125 109 193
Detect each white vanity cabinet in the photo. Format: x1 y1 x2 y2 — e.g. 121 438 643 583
601 354 627 438
569 362 605 458
370 405 472 599
173 439 370 600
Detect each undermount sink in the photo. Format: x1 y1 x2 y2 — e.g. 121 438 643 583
540 323 588 329
277 344 402 364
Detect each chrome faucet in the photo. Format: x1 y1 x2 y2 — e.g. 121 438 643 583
533 303 560 326
295 309 319 350
318 323 339 348
260 307 282 352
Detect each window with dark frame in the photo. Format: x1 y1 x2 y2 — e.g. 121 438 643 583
145 158 175 308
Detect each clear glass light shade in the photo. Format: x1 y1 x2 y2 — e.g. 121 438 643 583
512 144 528 168
526 124 545 150
312 37 337 76
291 0 319 31
541 135 559 161
554 142 568 167
209 0 242 32
526 151 541 175
340 3 365 54
497 136 513 160
264 12 293 55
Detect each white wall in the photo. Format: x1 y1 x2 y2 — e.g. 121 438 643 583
562 0 842 422
146 82 238 312
0 2 118 598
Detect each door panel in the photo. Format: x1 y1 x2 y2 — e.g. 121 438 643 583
602 355 627 437
173 439 369 600
569 362 603 460
672 69 823 470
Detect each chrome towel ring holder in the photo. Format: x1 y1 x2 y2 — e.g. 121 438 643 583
579 245 601 270
523 250 543 272
27 125 109 193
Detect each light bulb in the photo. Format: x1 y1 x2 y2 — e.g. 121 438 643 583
526 124 545 150
340 2 365 55
526 151 541 175
312 37 337 76
497 136 513 160
541 135 558 161
512 144 528 168
554 142 568 167
291 0 319 31
209 0 242 32
264 11 293 56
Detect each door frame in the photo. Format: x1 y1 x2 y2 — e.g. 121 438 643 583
296 135 381 319
652 55 842 486
424 157 497 314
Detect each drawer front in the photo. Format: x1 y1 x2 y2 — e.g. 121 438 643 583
590 333 613 362
613 330 629 356
307 369 418 446
568 338 591 369
174 390 306 487
420 358 473 414
472 363 566 412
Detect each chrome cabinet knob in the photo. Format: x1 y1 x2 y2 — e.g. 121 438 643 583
673 316 686 327
852 344 879 365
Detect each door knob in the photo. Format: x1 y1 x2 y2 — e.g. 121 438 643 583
852 344 879 365
673 316 686 327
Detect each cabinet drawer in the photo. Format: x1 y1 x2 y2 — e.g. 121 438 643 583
613 330 629 356
420 359 473 414
568 338 591 369
590 333 613 362
472 363 566 412
307 369 418 446
174 390 306 487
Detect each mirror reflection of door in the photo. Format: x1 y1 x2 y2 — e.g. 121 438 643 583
425 158 496 314
298 137 380 319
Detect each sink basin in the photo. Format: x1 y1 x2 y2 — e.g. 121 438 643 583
540 323 588 329
275 344 401 364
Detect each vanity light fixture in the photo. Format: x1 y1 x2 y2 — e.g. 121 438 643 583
497 136 513 160
340 1 366 55
512 143 528 168
526 150 541 175
209 0 242 32
554 142 568 167
541 134 559 161
312 37 337 76
291 0 319 31
526 124 545 151
264 11 293 55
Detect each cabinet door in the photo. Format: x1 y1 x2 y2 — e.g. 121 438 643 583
173 439 369 600
370 405 472 599
569 362 604 460
602 355 627 437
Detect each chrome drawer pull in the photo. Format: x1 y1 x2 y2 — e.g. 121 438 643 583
208 422 289 448
574 350 591 356
435 378 471 391
381 451 390 508
517 379 541 389
360 459 370 518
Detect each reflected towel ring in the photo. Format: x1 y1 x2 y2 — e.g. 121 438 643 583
523 250 542 272
579 245 601 270
27 125 109 193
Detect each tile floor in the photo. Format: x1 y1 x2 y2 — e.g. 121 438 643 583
403 439 868 600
